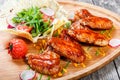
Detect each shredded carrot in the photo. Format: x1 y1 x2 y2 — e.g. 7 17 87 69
73 63 78 67
80 63 86 68
53 74 57 78
58 29 61 34
33 44 36 47
99 49 106 56
35 46 40 49
85 53 92 59
42 40 46 44
58 72 62 77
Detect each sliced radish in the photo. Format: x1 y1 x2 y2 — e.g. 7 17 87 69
7 24 15 29
40 8 54 16
20 70 36 80
6 15 16 28
109 38 120 47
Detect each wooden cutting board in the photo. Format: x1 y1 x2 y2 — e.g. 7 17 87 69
0 1 120 80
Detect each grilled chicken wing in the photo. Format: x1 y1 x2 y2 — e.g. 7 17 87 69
27 50 61 75
80 16 113 29
73 9 113 30
68 29 108 46
48 37 86 63
74 9 93 20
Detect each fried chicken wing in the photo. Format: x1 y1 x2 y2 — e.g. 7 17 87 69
48 37 86 63
68 29 108 46
27 50 61 75
80 16 113 29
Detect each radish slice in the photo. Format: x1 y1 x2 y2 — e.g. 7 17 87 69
6 15 16 28
40 8 54 16
7 24 15 29
20 70 35 80
109 39 120 47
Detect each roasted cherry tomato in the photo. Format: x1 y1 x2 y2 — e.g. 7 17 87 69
8 39 28 59
16 25 33 32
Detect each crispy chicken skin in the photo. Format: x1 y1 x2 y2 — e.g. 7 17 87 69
27 50 61 75
74 9 93 20
48 37 86 63
74 9 113 30
68 29 108 46
80 16 113 29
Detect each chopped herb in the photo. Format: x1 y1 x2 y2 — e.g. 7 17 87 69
27 65 31 70
37 74 43 80
64 21 71 29
87 46 91 51
61 61 70 74
53 31 59 37
46 76 51 80
100 30 106 34
95 49 100 56
39 49 44 54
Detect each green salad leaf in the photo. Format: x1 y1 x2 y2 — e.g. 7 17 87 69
12 7 52 37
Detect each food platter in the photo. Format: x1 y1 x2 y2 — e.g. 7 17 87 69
0 0 120 80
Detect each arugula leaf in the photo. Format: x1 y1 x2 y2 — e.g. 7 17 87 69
12 7 51 37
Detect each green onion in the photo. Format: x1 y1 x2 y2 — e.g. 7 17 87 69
61 61 70 74
95 50 99 56
64 21 71 29
46 76 51 80
37 74 43 80
87 46 91 51
27 65 31 70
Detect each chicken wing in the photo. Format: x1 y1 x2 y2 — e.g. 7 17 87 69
48 37 86 63
73 9 113 30
68 29 108 46
80 16 113 29
27 50 61 75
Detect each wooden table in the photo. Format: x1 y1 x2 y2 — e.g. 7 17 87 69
0 0 120 80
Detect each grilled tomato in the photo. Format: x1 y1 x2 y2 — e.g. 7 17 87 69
8 39 28 59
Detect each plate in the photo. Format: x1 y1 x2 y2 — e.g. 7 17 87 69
0 1 120 80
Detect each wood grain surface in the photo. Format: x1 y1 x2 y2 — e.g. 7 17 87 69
0 0 120 80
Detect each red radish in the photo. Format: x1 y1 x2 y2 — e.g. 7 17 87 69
68 12 75 20
6 15 16 28
7 24 15 29
109 38 120 47
20 70 35 80
40 8 54 16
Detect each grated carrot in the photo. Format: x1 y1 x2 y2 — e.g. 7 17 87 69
99 49 106 56
73 63 78 67
80 63 86 68
85 53 92 59
53 74 57 78
33 44 36 47
58 72 62 77
35 46 40 50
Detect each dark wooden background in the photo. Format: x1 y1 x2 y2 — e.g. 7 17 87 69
0 0 120 80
